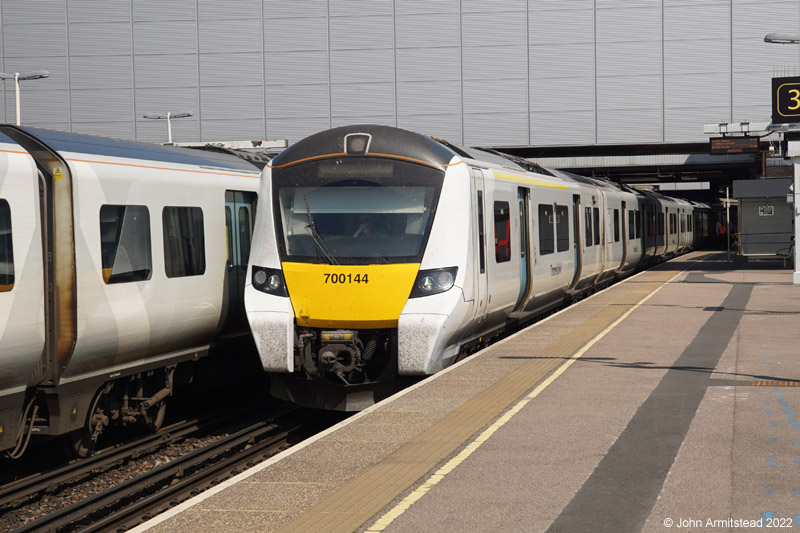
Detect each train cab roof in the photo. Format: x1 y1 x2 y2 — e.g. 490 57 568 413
269 124 458 171
3 125 260 172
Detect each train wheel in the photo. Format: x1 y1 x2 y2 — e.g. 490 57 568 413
72 387 111 457
141 401 166 433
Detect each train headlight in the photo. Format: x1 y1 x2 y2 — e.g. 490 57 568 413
410 267 457 298
252 266 288 297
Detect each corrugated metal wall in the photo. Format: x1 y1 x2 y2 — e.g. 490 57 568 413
1 0 799 147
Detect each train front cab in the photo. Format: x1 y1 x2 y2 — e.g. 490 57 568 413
246 126 471 410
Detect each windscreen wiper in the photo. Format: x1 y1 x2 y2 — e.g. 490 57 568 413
304 195 339 265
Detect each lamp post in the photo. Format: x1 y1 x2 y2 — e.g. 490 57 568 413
143 111 194 144
0 70 50 125
765 33 800 284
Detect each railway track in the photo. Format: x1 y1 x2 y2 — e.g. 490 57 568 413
2 405 342 532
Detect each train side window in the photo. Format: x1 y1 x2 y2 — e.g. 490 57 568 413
628 209 636 240
592 207 600 245
163 206 206 278
584 207 592 247
238 206 252 265
477 191 485 273
635 210 641 239
494 201 510 263
613 209 620 242
0 199 13 291
555 204 569 252
538 204 554 255
100 205 152 284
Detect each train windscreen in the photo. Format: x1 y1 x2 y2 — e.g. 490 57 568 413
272 158 444 264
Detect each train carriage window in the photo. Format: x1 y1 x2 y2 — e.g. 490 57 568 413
238 206 252 265
592 207 600 245
555 205 569 252
613 209 620 242
100 205 152 284
635 210 641 239
538 204 554 255
0 199 13 291
584 207 592 247
163 206 205 278
628 210 636 240
477 191 485 273
494 201 511 263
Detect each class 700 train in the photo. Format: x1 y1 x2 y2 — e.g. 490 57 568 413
0 126 260 458
245 125 716 411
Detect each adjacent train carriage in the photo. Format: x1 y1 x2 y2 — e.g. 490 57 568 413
245 125 701 411
0 126 260 457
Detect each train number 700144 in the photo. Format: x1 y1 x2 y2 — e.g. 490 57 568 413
324 273 369 284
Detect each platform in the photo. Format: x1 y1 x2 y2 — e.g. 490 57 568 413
132 251 800 533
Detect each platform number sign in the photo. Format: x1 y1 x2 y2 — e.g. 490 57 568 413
772 76 800 124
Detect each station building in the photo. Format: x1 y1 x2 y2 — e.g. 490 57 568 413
0 0 798 188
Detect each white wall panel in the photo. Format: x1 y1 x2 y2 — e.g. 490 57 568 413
596 1 663 144
331 81 394 118
264 17 328 52
265 83 329 119
134 55 198 88
133 0 197 22
134 21 198 56
2 24 68 58
199 53 263 87
68 0 130 23
1 0 798 148
263 0 327 19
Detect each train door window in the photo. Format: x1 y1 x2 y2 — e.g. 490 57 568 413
494 201 510 263
635 210 641 239
658 212 665 236
238 206 252 265
0 199 13 291
538 204 554 255
477 191 485 273
592 207 600 245
163 206 205 278
613 209 620 242
628 210 636 240
100 205 152 284
687 213 693 232
225 207 233 264
584 207 592 247
555 204 569 252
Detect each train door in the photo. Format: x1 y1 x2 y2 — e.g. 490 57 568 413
223 190 257 334
515 187 532 311
569 194 582 289
619 201 628 270
470 168 489 324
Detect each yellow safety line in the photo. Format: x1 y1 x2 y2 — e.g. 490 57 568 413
365 267 686 532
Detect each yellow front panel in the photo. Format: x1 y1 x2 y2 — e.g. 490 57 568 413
282 262 420 329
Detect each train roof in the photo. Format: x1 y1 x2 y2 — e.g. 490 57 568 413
270 124 456 170
11 126 260 172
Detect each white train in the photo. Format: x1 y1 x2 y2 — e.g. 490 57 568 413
245 125 713 410
0 126 260 457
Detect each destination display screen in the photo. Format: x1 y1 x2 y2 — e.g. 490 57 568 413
709 137 759 155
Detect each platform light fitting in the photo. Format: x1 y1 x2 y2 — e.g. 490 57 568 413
143 111 194 144
0 69 51 125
